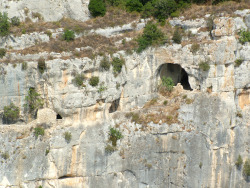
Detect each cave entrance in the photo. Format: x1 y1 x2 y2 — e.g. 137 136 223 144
109 98 120 113
158 63 192 90
56 114 63 119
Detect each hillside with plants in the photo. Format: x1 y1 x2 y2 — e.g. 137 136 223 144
0 0 250 187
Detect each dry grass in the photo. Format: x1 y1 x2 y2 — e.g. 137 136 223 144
181 1 250 20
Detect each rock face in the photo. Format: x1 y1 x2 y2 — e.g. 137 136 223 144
0 0 90 22
0 8 250 188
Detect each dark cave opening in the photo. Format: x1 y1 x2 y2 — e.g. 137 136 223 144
56 114 63 119
109 98 120 113
158 63 192 90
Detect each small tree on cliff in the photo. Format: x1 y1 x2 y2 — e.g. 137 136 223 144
88 0 106 17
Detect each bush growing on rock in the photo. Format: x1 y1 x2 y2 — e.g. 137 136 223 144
154 0 177 21
0 48 6 58
111 57 125 75
100 56 110 71
64 131 72 143
235 155 243 168
199 61 210 71
109 127 123 147
62 29 75 41
172 27 182 44
0 12 10 37
38 57 46 74
161 76 174 92
89 76 99 86
11 16 20 26
72 73 86 87
24 88 44 116
243 159 250 177
34 126 45 138
126 0 143 12
137 22 164 53
234 58 243 67
238 29 250 44
88 0 106 17
3 103 20 124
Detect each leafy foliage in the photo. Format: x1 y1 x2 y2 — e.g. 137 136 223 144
64 132 72 143
89 76 99 86
235 155 243 168
111 57 125 75
161 76 174 92
137 22 164 52
100 56 111 71
238 29 250 44
34 126 45 138
88 0 106 17
62 29 75 41
126 0 143 12
24 88 44 116
3 103 20 124
154 0 177 21
11 16 20 26
243 159 250 177
199 61 210 71
0 12 10 37
72 73 86 87
235 58 243 67
172 27 182 44
0 48 6 58
109 127 123 147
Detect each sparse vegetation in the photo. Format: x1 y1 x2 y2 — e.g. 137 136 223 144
11 16 20 26
199 162 202 169
3 103 20 124
62 29 75 41
236 111 243 118
235 58 243 67
238 29 250 44
105 144 116 153
235 155 243 168
89 76 99 86
100 56 110 71
64 132 72 143
172 27 182 44
24 88 44 116
111 57 125 75
72 73 86 87
38 57 46 74
0 48 6 58
199 61 210 71
34 126 45 138
32 12 43 21
163 100 168 105
0 12 10 37
1 152 9 160
21 62 28 70
98 82 107 93
190 43 200 54
243 159 250 177
108 127 123 147
186 98 194 104
137 22 164 53
45 149 50 156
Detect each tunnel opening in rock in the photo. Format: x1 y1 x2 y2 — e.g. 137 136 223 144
158 63 192 90
56 114 62 119
109 98 120 113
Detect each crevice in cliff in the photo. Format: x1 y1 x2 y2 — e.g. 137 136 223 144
158 63 192 90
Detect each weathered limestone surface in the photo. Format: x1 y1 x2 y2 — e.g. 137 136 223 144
0 9 250 188
0 0 90 22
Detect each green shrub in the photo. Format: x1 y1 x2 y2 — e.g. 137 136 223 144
199 61 210 71
11 16 20 26
0 48 6 58
141 2 155 18
45 149 50 156
170 10 180 18
163 100 168 105
190 43 200 54
88 0 106 17
64 131 72 143
154 0 177 21
0 12 10 37
105 144 116 153
243 159 250 177
235 58 243 67
62 29 75 41
72 73 86 87
24 88 44 115
21 62 28 70
161 76 174 92
98 82 107 93
100 56 110 71
172 28 182 44
34 126 45 138
111 57 125 75
1 152 9 160
32 12 43 21
238 29 250 44
137 22 164 53
89 76 99 86
3 103 20 124
126 0 143 12
38 57 46 74
109 127 123 147
45 30 52 38
206 16 214 32
235 155 243 168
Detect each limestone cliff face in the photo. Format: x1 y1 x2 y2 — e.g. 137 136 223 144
0 7 250 188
